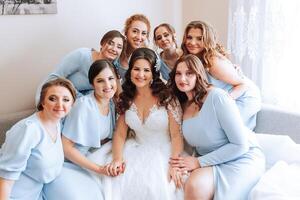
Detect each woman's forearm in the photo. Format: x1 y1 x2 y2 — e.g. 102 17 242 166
0 177 14 200
62 137 103 173
112 133 126 161
111 115 127 162
229 83 248 100
168 104 184 158
171 133 183 158
65 145 102 172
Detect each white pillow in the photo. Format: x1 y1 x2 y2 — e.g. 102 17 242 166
255 133 300 169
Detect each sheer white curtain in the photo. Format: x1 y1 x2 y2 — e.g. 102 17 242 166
228 0 300 112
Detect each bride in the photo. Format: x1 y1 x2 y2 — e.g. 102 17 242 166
88 47 184 200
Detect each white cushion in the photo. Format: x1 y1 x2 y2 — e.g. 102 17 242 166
256 133 300 169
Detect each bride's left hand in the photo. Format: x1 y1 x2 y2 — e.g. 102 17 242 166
168 166 184 189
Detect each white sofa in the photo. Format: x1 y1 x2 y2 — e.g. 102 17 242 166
1 104 300 199
0 109 35 146
255 104 300 143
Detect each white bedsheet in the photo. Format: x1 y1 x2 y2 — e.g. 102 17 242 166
249 161 300 200
256 134 300 169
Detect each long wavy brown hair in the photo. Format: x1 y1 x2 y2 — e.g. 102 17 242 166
167 54 211 109
181 20 229 70
118 48 169 114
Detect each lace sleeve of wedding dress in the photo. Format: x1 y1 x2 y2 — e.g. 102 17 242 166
167 98 182 125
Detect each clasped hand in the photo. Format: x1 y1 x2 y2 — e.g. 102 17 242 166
169 155 201 189
169 155 200 174
105 160 126 177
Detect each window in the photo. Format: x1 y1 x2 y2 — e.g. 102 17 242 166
228 0 300 112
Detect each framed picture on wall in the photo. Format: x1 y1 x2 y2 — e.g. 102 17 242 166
1 0 57 15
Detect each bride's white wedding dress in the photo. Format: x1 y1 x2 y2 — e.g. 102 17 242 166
88 103 183 200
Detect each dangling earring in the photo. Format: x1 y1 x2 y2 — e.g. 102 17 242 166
150 79 153 86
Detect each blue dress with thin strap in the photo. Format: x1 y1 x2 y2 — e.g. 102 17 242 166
160 59 172 81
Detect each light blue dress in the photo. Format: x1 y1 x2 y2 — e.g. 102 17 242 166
182 88 265 200
206 72 261 130
0 114 64 200
38 48 94 100
113 59 127 81
160 59 171 81
35 48 120 103
43 93 116 200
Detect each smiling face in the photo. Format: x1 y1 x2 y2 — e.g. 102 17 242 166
92 67 117 100
126 20 148 49
130 58 153 89
101 37 124 61
184 28 204 55
154 26 175 50
41 86 74 120
175 61 197 95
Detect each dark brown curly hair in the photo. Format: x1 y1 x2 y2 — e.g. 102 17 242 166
118 47 169 114
167 54 211 109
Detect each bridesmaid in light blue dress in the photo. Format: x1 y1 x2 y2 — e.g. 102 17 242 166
153 23 183 81
169 55 265 200
181 20 261 130
44 59 118 200
0 78 76 200
35 30 125 103
116 14 151 81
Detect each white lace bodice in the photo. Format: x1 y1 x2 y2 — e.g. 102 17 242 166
125 103 171 146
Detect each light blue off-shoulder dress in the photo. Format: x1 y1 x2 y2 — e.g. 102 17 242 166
206 73 261 130
182 88 265 200
43 93 116 200
0 114 64 200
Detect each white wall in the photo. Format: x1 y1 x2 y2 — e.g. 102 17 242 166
182 0 229 46
0 0 182 114
0 0 229 114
